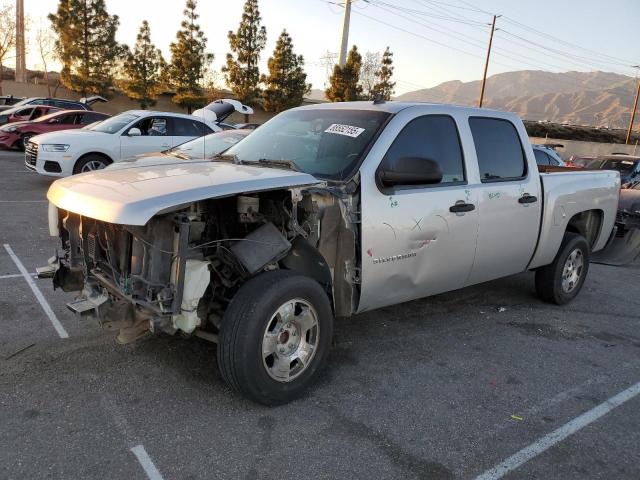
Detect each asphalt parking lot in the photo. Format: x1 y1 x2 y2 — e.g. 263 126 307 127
1 149 639 480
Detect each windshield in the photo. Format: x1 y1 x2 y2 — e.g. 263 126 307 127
599 159 637 174
223 108 390 180
90 113 139 134
169 130 249 160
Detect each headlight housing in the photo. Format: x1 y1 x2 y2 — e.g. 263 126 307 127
42 144 70 152
2 126 17 132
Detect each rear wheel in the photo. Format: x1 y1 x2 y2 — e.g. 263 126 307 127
535 232 590 305
217 270 333 405
73 154 111 174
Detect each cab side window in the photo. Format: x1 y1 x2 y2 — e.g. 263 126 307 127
383 115 465 185
469 117 526 182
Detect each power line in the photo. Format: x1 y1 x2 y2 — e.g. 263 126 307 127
360 0 634 92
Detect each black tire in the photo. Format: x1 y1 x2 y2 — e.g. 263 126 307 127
19 133 34 151
535 232 590 305
217 269 333 405
73 154 111 174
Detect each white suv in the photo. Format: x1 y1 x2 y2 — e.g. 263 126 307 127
26 110 220 177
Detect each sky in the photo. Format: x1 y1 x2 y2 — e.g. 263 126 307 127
19 0 640 95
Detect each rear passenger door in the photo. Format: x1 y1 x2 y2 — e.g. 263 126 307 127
359 114 479 311
466 117 541 285
170 117 211 147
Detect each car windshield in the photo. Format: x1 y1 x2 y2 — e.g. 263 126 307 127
90 113 139 134
599 159 637 174
223 108 390 180
168 131 249 160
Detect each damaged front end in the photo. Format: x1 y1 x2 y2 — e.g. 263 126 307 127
43 187 360 343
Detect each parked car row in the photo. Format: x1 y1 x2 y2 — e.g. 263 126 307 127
24 99 254 175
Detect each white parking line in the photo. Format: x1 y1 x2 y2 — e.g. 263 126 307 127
3 244 69 339
131 445 164 480
475 380 640 480
0 272 37 279
0 273 23 279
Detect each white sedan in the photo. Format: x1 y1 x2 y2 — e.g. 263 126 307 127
25 110 220 177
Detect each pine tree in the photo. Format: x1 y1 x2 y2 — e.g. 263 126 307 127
167 0 213 112
373 47 395 100
48 0 123 96
122 21 165 109
223 0 267 105
262 30 310 112
325 45 363 102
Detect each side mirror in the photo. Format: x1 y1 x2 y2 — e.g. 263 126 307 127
128 127 142 137
377 156 443 187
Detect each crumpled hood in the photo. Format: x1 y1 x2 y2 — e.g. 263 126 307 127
47 161 321 225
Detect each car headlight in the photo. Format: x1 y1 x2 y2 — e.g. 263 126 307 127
42 144 70 152
2 126 17 132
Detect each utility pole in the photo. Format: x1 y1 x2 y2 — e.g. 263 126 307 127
626 67 640 145
478 14 499 108
15 0 26 83
338 0 352 67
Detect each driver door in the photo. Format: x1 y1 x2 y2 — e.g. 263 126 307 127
120 116 172 158
359 114 479 312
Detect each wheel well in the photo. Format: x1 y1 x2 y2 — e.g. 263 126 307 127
566 210 603 248
74 152 113 172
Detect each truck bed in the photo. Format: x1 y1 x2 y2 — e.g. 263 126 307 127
528 169 620 269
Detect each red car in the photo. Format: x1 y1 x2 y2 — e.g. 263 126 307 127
0 109 110 150
0 104 61 126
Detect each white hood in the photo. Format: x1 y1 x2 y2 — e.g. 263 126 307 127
47 162 320 225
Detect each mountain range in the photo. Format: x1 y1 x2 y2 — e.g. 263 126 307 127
393 71 637 129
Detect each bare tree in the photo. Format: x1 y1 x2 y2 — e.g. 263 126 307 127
36 26 57 96
0 3 16 95
359 51 381 100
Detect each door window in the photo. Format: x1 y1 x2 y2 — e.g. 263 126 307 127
133 117 168 136
15 107 33 117
172 117 209 136
469 117 527 182
382 115 465 185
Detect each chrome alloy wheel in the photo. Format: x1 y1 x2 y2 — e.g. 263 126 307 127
80 159 107 172
262 299 319 382
561 248 584 293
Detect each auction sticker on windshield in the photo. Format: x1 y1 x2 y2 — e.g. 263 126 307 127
325 123 365 138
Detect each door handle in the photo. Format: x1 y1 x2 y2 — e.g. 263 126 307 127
161 143 170 147
518 194 538 204
449 202 475 213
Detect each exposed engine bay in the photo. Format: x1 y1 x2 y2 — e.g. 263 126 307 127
49 188 359 343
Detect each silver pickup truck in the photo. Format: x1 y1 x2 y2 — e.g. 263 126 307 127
43 101 619 405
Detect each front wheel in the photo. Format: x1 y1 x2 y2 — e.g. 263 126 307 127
73 154 111 174
535 232 590 305
217 270 334 405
